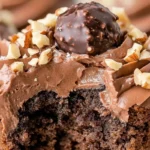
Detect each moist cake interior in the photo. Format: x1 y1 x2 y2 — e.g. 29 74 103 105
8 88 150 150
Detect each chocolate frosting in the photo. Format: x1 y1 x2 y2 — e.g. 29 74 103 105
54 2 123 55
101 59 150 122
0 35 133 137
0 34 147 137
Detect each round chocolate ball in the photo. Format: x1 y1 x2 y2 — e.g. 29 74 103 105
54 2 124 55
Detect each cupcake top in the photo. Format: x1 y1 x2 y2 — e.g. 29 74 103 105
0 2 150 135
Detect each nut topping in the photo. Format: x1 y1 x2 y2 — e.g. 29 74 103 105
22 54 28 58
124 43 143 62
32 32 50 48
144 37 150 50
134 68 150 89
28 48 39 56
28 20 47 32
7 43 21 59
140 50 150 60
38 48 52 65
111 7 130 29
38 14 57 28
105 59 122 71
55 7 68 16
28 58 39 67
128 26 147 43
11 62 24 72
16 33 25 47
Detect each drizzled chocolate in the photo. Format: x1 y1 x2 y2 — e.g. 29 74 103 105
54 2 123 55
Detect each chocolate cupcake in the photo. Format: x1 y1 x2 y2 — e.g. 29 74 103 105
0 2 150 150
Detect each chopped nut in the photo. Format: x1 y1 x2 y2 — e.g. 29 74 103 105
38 13 57 27
39 48 52 65
140 50 150 60
128 24 134 31
7 43 21 59
24 31 32 49
28 20 47 32
55 7 68 16
23 54 28 58
21 28 28 33
111 7 130 28
32 32 50 48
134 68 142 86
16 33 25 47
124 43 143 62
11 62 24 72
28 48 39 56
34 78 37 82
128 26 147 43
144 37 150 50
134 68 150 89
105 59 122 71
10 34 18 43
28 58 39 67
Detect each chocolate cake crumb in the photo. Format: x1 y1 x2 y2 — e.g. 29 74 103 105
7 87 150 150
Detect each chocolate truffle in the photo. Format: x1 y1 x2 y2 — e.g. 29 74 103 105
54 2 123 55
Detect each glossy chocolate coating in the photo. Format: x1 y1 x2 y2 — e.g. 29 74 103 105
54 2 123 55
